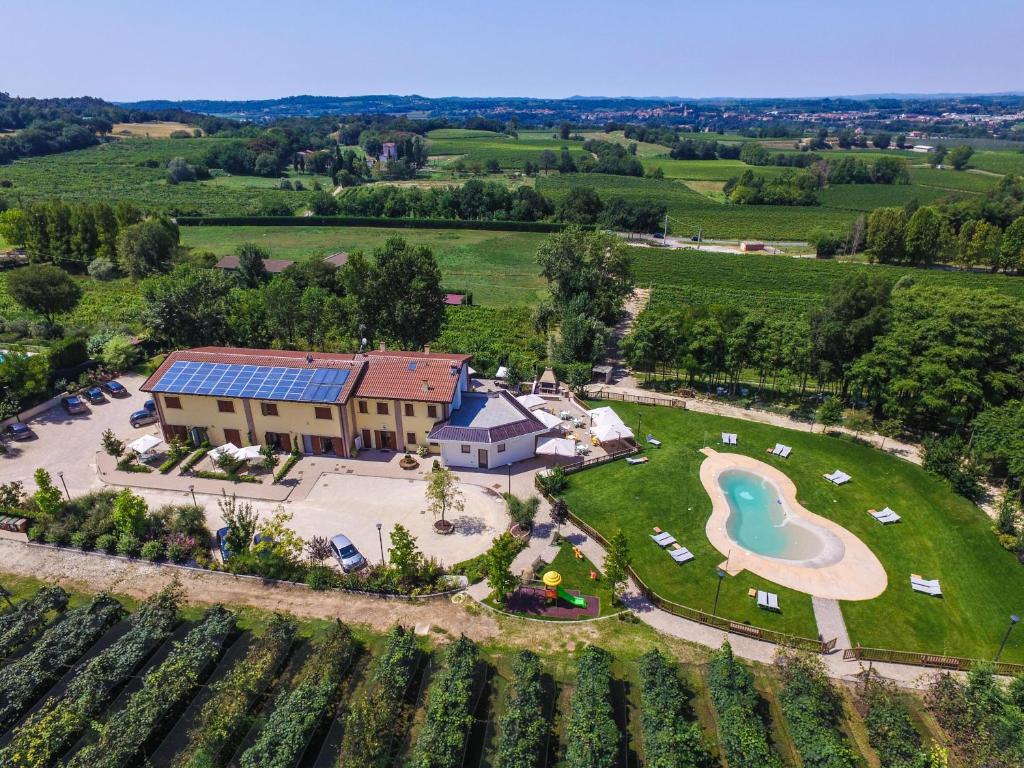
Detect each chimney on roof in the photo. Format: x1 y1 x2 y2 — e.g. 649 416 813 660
423 344 430 355
379 342 386 352
421 379 430 392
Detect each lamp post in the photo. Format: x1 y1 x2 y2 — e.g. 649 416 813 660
57 471 70 501
506 462 513 496
188 484 197 507
636 414 642 442
376 522 385 566
995 614 1020 662
712 567 726 617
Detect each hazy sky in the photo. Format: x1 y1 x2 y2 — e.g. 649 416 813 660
6 0 1023 101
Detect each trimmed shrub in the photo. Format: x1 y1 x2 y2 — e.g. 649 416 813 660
140 540 164 561
95 533 117 553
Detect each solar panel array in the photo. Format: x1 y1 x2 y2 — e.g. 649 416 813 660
151 361 351 403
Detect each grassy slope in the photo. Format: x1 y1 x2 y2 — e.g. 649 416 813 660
425 128 589 168
562 402 1024 661
180 225 548 307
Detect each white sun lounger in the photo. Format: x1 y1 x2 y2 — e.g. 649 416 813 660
824 470 850 485
871 507 901 524
779 445 792 458
646 434 662 447
669 547 694 563
650 532 675 547
910 576 942 596
756 590 780 611
721 433 738 445
626 456 648 465
772 443 784 455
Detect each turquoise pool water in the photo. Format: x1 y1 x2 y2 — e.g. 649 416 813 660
719 469 826 561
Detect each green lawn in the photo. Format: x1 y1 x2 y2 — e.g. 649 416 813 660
561 402 1024 661
180 225 549 307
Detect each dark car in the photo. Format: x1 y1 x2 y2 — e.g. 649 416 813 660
143 399 156 414
61 395 88 415
216 527 231 562
3 423 33 441
103 380 128 397
653 232 664 239
129 409 157 428
83 386 106 404
690 235 700 242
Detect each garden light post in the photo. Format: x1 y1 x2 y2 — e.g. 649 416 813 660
57 471 70 501
376 522 385 566
636 414 642 441
507 462 513 496
188 484 197 507
995 614 1020 662
712 567 726 617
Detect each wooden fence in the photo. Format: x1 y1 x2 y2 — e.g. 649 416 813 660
587 389 687 408
564 508 833 654
843 646 1024 676
562 446 638 475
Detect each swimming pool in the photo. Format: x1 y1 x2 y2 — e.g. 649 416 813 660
719 468 842 564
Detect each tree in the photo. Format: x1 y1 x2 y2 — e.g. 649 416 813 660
306 535 333 564
844 409 873 437
142 265 232 348
866 207 907 263
101 428 124 458
33 468 64 522
816 397 844 431
219 492 259 557
485 532 521 604
904 206 947 265
112 488 147 538
877 418 903 450
539 149 557 172
425 465 465 531
536 227 633 325
946 144 975 170
236 242 270 288
504 494 540 532
966 220 1003 271
166 157 197 184
603 530 631 603
0 353 50 406
101 334 139 371
253 506 304 564
388 523 423 580
999 217 1024 273
554 186 603 224
550 499 568 532
558 122 571 140
117 218 178 278
6 264 82 326
871 132 891 149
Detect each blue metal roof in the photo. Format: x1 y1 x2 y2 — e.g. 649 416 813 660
149 360 350 403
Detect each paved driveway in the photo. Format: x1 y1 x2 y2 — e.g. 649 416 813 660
0 373 152 496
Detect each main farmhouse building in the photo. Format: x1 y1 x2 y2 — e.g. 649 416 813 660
141 346 551 469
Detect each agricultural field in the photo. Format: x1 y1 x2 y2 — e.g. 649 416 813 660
110 121 200 138
0 576 962 768
180 225 549 307
967 148 1024 176
634 247 1024 315
0 138 313 215
562 401 1024 661
424 128 590 169
0 273 145 333
817 182 949 212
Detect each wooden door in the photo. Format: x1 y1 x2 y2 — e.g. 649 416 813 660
376 431 395 451
361 429 371 449
332 437 345 455
478 448 488 468
224 428 241 446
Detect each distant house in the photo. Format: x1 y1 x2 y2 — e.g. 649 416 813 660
380 142 399 162
445 292 467 306
322 251 349 268
912 145 936 153
214 255 295 273
537 368 559 396
740 242 765 252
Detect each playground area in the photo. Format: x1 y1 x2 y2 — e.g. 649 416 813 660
494 540 614 620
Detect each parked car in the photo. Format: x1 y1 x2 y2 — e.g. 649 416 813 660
3 423 33 441
62 395 88 415
103 380 128 397
129 409 157 427
330 534 366 572
83 386 106 404
216 527 231 563
143 399 156 414
653 232 664 239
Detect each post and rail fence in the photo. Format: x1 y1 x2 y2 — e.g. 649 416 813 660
843 645 1024 677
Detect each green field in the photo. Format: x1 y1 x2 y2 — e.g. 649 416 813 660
425 128 590 169
969 149 1024 176
0 274 145 332
641 157 794 181
817 183 950 211
181 225 549 306
562 402 1024 661
0 138 312 215
908 166 1001 193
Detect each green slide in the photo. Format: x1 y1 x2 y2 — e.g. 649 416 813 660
556 586 587 608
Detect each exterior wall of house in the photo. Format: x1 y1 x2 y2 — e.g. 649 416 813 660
351 397 448 451
439 434 537 469
158 393 249 446
250 400 344 452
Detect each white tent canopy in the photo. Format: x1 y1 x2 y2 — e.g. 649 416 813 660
588 406 626 428
533 409 564 429
127 434 161 455
208 443 239 462
591 424 634 443
516 393 546 410
536 437 576 457
233 445 263 461
495 365 509 380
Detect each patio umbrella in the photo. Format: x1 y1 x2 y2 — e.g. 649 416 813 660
591 424 634 443
516 393 546 410
233 445 263 461
207 443 239 462
127 434 161 454
533 410 564 429
536 437 576 457
588 406 625 428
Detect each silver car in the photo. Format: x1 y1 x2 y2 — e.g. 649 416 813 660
330 534 366 572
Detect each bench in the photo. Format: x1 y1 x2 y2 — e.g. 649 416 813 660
729 622 763 639
920 654 961 669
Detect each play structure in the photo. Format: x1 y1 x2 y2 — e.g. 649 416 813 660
543 570 588 608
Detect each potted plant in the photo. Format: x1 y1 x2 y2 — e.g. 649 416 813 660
400 452 419 470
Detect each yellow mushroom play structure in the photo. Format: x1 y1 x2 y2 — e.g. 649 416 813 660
542 570 587 609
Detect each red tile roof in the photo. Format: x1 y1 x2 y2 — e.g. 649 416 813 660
141 346 471 405
214 255 295 273
444 293 466 306
322 252 349 267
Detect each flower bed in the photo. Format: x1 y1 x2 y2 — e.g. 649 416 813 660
0 593 124 730
637 649 708 768
493 651 546 768
193 469 261 484
409 635 479 768
0 585 69 659
238 621 355 768
565 646 618 768
706 642 782 768
0 587 181 768
273 452 301 484
66 605 236 768
173 615 297 768
338 625 421 768
180 445 210 473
